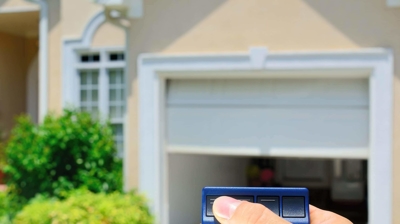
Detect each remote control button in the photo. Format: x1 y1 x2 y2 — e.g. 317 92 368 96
230 196 254 203
257 196 280 215
206 196 218 217
206 196 254 217
282 196 305 218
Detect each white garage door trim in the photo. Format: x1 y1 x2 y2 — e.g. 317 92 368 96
138 47 393 224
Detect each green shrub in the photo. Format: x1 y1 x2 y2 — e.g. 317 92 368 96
0 141 5 186
0 190 23 224
4 109 122 200
13 189 153 224
0 129 6 173
0 191 7 223
0 142 5 171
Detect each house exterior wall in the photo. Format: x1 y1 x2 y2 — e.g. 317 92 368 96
125 0 400 221
91 22 125 47
62 0 102 39
0 32 37 135
47 0 62 113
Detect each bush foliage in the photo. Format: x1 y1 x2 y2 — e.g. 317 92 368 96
0 129 6 172
0 142 5 171
3 109 122 200
0 191 8 223
0 190 22 224
13 189 153 224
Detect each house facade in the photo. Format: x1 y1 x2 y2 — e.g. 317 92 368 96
1 0 400 223
0 0 127 161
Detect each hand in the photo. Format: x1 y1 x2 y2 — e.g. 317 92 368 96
213 196 353 224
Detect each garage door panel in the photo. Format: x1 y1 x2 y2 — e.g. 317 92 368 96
167 79 369 107
166 78 369 157
167 107 368 149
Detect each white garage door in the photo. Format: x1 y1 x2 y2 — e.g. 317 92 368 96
166 78 369 158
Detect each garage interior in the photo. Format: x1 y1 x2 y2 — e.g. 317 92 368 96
169 155 368 224
165 77 369 224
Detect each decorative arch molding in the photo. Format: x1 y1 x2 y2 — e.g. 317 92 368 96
79 11 106 46
62 11 106 105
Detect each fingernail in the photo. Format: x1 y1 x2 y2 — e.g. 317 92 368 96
213 196 243 220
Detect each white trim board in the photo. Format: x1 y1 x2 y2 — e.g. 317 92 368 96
167 146 369 159
138 47 393 224
0 6 39 14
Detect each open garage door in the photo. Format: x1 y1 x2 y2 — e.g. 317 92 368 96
166 78 369 158
166 78 370 224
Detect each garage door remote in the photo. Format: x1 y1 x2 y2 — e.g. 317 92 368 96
202 187 310 224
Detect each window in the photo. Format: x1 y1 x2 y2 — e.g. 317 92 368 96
112 124 124 158
79 70 99 115
77 50 126 158
109 53 124 61
108 68 125 157
109 69 125 119
80 53 100 62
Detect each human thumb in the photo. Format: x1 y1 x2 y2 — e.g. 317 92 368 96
213 196 290 224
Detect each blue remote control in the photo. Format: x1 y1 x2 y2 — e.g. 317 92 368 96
202 187 310 224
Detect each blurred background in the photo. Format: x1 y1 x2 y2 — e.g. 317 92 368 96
0 0 400 224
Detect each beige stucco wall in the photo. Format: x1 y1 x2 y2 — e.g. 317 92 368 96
62 0 102 39
91 22 125 47
0 32 38 135
125 0 400 221
47 0 62 113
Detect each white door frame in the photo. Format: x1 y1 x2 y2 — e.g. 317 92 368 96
138 47 393 224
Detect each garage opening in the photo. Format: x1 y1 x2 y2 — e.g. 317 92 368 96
165 77 369 224
168 155 368 224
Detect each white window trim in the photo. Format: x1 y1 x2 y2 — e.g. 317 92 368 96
138 47 393 224
62 10 128 181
